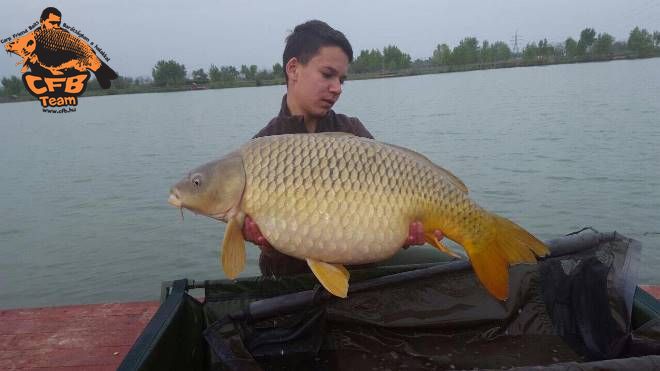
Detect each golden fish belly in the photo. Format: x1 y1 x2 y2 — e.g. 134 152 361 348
239 134 483 264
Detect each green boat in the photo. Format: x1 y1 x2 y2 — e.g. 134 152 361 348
119 229 660 370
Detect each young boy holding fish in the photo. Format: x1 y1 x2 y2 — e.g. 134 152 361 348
247 20 438 276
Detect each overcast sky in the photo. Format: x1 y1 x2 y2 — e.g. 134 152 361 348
2 1 659 78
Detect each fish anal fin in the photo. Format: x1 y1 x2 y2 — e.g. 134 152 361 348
221 216 246 279
306 258 350 298
424 232 462 259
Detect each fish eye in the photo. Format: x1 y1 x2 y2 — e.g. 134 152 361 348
27 40 34 46
192 174 202 189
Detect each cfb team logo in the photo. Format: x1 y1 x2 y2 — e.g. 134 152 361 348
4 7 117 112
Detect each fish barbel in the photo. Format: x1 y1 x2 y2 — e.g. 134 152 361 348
168 133 549 299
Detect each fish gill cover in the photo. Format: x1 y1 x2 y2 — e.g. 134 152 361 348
3 7 118 113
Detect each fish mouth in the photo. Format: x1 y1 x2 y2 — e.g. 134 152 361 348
168 192 182 208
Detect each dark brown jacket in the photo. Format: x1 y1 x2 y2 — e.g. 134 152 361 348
253 95 373 276
253 95 374 139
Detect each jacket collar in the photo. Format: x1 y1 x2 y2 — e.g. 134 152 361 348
278 94 334 132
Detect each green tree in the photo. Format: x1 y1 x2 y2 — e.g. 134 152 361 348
383 45 411 70
480 40 493 63
1 76 23 96
221 66 239 81
112 76 133 90
577 28 596 56
272 63 283 78
192 68 209 84
255 68 275 86
451 37 479 65
240 65 249 79
491 41 511 62
431 44 451 66
654 31 660 48
209 65 221 81
593 33 614 57
522 42 539 63
152 60 186 86
612 41 628 55
210 65 239 82
538 38 555 61
240 64 258 80
352 49 384 73
565 37 578 58
628 27 654 57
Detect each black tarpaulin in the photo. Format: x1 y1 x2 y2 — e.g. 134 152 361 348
201 229 659 370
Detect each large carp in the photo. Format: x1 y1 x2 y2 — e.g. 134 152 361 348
168 133 548 300
5 28 117 88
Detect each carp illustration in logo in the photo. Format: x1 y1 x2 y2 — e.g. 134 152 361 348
4 7 117 110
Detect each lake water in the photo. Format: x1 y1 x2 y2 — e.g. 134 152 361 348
1 58 659 309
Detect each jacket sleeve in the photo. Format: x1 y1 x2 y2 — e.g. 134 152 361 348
253 118 279 139
350 117 375 139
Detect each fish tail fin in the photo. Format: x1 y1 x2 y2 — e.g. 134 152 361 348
93 61 118 89
463 214 549 300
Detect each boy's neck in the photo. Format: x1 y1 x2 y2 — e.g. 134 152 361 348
287 94 318 133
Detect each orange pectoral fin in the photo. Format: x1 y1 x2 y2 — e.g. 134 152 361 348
221 216 246 279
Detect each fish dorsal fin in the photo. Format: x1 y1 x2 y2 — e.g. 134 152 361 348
381 142 469 194
316 132 356 138
306 258 350 298
221 216 246 279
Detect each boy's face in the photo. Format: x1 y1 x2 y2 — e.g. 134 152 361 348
41 13 62 30
287 46 349 119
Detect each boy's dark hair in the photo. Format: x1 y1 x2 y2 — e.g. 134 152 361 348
282 20 353 81
40 7 62 22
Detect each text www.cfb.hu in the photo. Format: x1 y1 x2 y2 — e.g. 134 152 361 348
42 106 76 114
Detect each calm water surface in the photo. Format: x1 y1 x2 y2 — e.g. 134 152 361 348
1 58 659 309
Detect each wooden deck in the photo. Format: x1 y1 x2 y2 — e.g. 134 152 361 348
640 285 660 301
0 288 658 370
0 301 159 370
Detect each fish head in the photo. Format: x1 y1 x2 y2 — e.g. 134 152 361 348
169 152 245 221
5 33 36 58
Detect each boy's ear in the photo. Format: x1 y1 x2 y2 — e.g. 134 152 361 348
285 57 299 82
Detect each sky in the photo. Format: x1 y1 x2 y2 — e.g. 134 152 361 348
1 0 659 78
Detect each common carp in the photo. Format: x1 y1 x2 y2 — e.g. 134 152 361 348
168 133 549 300
5 28 117 88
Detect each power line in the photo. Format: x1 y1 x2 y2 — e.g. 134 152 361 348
510 30 525 55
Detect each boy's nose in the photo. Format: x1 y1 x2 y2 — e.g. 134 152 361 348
329 79 342 94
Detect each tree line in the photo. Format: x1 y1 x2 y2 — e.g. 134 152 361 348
2 26 659 98
352 26 660 74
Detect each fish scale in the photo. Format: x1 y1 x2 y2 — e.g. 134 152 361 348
35 29 94 60
240 134 471 264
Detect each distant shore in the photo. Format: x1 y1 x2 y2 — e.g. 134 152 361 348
1 55 658 104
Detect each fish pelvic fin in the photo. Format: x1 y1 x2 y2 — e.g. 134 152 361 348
465 214 549 300
306 259 350 298
221 216 246 279
424 232 462 259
